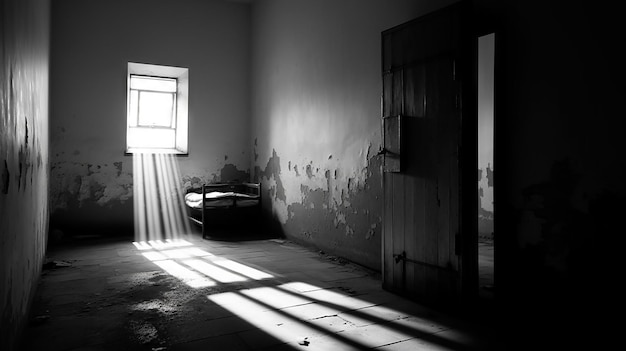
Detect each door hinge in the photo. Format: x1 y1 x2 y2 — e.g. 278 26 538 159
393 251 406 264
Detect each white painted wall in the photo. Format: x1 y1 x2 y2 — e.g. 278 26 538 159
250 0 458 268
50 0 251 233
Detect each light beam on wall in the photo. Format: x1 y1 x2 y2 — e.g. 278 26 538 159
133 153 191 242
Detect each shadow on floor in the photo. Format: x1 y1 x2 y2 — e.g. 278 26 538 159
22 232 496 350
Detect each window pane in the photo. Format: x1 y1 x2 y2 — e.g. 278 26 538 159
128 128 176 149
130 75 177 92
128 90 139 127
126 62 188 154
138 91 174 127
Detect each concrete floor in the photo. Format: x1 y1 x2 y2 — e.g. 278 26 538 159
478 239 494 300
21 232 495 350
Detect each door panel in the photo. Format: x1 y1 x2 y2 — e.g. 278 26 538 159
382 3 469 304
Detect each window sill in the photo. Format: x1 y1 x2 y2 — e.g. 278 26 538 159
125 148 188 156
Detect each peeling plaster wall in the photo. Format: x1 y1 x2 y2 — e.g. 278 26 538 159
50 0 251 235
250 0 456 270
477 164 493 237
0 0 50 349
478 33 494 238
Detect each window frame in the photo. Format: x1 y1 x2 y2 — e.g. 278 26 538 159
126 62 189 155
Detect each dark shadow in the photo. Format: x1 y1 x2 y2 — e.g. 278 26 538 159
22 234 298 351
27 230 494 350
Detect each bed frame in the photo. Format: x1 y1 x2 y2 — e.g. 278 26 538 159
185 182 261 239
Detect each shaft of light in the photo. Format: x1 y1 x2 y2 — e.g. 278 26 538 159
133 152 190 243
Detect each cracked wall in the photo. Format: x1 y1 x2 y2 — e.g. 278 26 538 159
0 0 50 349
254 145 382 270
49 158 135 234
478 32 494 239
49 0 251 235
477 164 494 238
49 155 252 235
249 0 442 270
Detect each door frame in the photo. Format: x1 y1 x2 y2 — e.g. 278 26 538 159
474 23 500 313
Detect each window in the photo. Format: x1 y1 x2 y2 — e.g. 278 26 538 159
127 62 189 154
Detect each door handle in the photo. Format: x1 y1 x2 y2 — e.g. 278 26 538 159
377 147 399 157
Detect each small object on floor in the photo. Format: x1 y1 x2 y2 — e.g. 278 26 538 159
338 286 357 295
298 337 310 346
42 260 72 270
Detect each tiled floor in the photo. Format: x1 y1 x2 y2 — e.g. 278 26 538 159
21 232 495 350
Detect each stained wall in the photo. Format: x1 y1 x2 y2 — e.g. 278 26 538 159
250 0 457 270
478 33 494 238
49 0 251 235
45 3 626 343
0 0 50 349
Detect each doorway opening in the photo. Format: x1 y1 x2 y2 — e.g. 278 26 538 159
477 33 495 299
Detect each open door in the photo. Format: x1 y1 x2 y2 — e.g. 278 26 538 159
381 2 476 305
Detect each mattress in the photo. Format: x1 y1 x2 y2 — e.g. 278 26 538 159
184 191 259 209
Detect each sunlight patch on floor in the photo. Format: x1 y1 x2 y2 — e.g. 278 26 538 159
206 282 467 350
134 241 274 289
151 259 215 288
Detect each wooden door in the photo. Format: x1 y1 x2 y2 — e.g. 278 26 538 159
381 3 474 304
